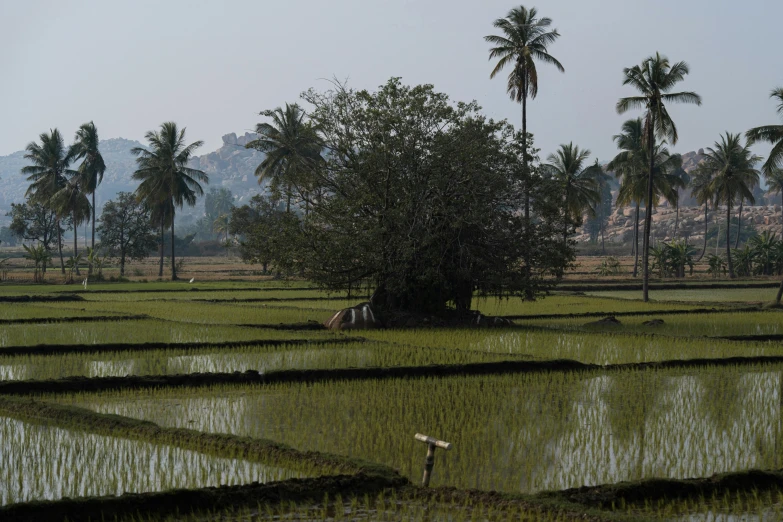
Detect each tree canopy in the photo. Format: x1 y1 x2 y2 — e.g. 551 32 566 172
248 78 571 317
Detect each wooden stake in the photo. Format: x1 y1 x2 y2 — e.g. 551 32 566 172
414 433 451 487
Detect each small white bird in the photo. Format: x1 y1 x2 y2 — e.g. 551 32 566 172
189 277 195 283
82 278 88 289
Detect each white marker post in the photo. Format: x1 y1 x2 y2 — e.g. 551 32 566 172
414 433 452 487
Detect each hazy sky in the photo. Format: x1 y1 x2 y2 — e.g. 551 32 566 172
2 0 781 162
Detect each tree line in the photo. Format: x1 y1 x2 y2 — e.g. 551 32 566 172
6 4 783 310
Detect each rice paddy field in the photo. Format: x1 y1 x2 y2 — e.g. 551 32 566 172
1 274 783 521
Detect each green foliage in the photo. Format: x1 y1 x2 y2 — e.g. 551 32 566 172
288 78 571 315
97 192 157 276
596 256 622 276
706 254 727 279
7 201 62 254
132 122 207 280
650 240 697 278
229 194 297 274
746 87 783 177
22 244 51 282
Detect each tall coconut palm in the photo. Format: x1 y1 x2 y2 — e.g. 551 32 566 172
698 133 761 279
21 129 76 274
617 53 702 301
132 122 207 280
690 169 714 261
70 122 106 271
543 143 601 246
245 103 322 213
486 6 563 297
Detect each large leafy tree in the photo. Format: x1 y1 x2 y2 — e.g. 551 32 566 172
245 103 323 212
132 122 207 280
97 192 157 276
542 143 601 246
20 129 76 274
291 78 569 317
7 201 62 274
486 6 563 296
747 88 783 232
617 53 701 301
698 133 761 278
70 122 106 269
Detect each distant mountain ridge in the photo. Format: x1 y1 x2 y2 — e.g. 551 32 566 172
0 133 267 224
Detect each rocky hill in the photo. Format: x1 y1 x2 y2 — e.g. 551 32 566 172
0 133 268 224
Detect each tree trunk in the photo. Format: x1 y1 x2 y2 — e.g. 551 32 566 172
776 277 783 304
600 219 605 254
735 199 743 249
73 210 80 276
522 89 533 299
726 202 735 279
120 253 125 277
633 203 640 277
674 203 679 238
562 182 570 248
171 212 177 281
57 222 65 274
158 220 164 278
88 191 95 275
642 115 656 302
697 202 708 262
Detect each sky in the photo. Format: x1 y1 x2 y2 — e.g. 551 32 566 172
1 0 781 162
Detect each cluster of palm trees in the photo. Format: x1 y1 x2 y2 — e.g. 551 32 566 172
21 122 208 281
486 5 783 302
21 123 105 277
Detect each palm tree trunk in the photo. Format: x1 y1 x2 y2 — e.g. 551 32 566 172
73 210 80 276
674 203 679 238
642 116 656 302
633 203 640 277
697 202 708 262
57 222 65 274
158 220 164 278
776 277 783 305
726 202 735 279
600 218 605 255
88 192 95 276
171 213 177 281
522 89 532 300
735 199 743 249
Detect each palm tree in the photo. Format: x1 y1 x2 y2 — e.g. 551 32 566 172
746 88 783 175
690 169 714 261
672 167 689 238
543 143 601 246
50 175 91 275
245 103 322 213
617 53 702 301
132 122 207 280
21 129 76 274
698 133 761 278
486 6 563 297
610 127 686 276
608 118 646 276
70 122 106 272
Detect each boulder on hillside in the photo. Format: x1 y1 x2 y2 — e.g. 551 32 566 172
324 302 383 330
